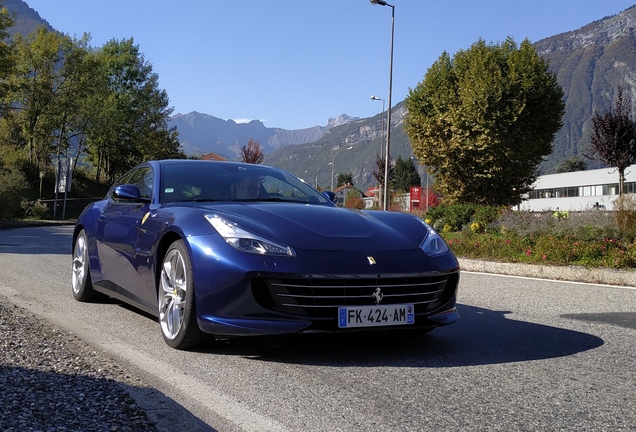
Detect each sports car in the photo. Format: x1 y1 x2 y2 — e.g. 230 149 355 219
72 160 460 349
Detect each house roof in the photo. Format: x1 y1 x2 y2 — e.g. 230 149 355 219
366 187 378 197
334 184 367 197
334 184 355 193
200 152 227 161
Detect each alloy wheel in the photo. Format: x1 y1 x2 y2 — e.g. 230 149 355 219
72 234 87 295
159 248 188 340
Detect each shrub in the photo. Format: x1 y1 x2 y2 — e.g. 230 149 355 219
443 229 636 269
473 205 503 226
0 167 29 220
426 204 476 231
614 194 636 242
441 204 636 269
425 204 503 232
20 199 51 220
495 208 620 240
345 196 365 209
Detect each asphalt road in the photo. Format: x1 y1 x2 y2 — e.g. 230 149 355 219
1 225 635 431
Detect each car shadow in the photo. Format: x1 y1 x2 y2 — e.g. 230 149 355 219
102 284 605 368
197 304 604 367
563 311 636 330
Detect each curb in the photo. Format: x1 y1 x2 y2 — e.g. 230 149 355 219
458 258 636 287
0 220 75 230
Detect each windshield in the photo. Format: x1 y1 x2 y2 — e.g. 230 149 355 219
159 162 332 205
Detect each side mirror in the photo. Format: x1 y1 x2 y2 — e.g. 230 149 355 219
322 191 337 203
113 184 143 201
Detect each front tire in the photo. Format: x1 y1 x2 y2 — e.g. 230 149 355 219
159 240 207 350
72 230 97 302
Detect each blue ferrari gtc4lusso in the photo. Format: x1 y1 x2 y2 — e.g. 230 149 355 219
72 160 460 349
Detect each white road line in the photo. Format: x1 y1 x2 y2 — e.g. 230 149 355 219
462 270 636 290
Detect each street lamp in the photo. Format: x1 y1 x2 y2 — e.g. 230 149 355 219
39 171 45 200
314 162 331 188
370 0 394 211
370 95 385 159
331 146 353 191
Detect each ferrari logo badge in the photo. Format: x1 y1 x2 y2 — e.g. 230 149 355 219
367 256 377 265
372 288 384 305
142 212 150 225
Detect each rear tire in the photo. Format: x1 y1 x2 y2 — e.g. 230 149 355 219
72 230 97 302
158 240 208 350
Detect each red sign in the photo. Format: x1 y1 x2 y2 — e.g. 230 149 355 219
410 186 421 211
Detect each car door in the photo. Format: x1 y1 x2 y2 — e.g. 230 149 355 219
95 167 154 303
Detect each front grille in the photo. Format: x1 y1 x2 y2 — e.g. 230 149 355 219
251 272 459 318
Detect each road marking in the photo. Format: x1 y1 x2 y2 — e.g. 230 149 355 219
462 270 636 290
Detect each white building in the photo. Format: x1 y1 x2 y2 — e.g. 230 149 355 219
519 164 636 211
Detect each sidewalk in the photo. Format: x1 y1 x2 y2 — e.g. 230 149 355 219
0 219 76 230
459 258 636 287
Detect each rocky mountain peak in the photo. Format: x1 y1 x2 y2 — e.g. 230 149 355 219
536 5 636 54
327 114 359 128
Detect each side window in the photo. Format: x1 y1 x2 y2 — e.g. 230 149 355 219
127 167 153 200
109 167 153 202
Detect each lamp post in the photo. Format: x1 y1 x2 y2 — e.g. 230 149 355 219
370 95 385 159
331 146 353 191
425 170 429 211
314 162 331 188
371 95 386 208
370 0 394 211
39 171 45 200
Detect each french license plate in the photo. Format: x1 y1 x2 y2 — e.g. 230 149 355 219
338 304 414 328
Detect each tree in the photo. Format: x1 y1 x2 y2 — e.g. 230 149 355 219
345 190 365 209
554 155 587 173
372 153 395 208
405 37 564 206
6 29 99 171
588 86 636 196
0 2 20 169
423 188 440 209
392 156 421 192
88 38 183 181
0 1 14 111
336 172 353 187
240 138 264 164
8 27 64 168
0 166 27 220
372 153 394 189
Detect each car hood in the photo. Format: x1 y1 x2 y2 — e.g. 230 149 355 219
206 203 427 252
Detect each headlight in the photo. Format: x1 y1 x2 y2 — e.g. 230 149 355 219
205 214 296 257
416 218 450 257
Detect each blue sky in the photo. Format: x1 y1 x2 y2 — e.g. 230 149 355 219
22 0 636 130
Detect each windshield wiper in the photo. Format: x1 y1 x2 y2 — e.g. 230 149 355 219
191 198 220 202
229 197 303 203
260 197 301 202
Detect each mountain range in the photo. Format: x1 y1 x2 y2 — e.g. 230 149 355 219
7 1 636 191
535 6 636 170
4 0 52 37
170 112 359 157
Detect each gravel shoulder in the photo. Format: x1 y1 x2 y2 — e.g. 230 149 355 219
0 296 205 432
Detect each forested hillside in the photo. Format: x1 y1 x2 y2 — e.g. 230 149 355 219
536 5 636 172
